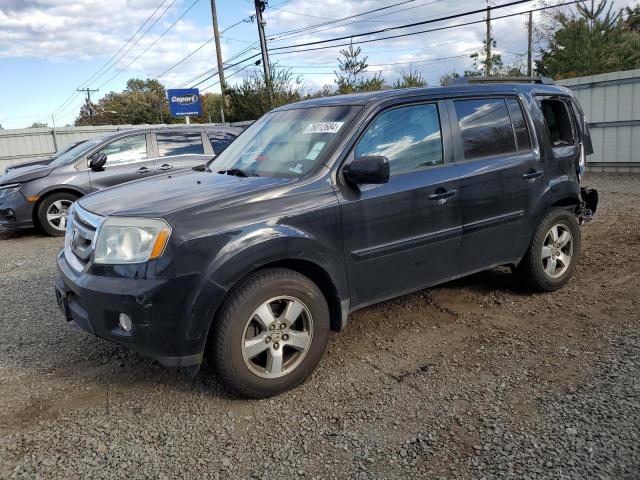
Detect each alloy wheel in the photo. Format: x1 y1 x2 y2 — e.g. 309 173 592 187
541 223 573 279
241 296 313 379
46 200 73 231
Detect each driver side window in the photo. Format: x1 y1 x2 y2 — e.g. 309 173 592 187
354 103 443 175
98 135 147 167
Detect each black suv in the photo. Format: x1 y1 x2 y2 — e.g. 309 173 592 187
55 82 598 398
0 125 240 236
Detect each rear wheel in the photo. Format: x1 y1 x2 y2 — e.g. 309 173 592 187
37 192 78 237
209 268 330 398
516 207 581 291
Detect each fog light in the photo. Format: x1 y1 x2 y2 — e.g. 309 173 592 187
118 313 132 332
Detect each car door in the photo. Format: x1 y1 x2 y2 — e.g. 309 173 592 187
448 96 544 273
335 101 462 308
153 130 212 173
88 133 154 191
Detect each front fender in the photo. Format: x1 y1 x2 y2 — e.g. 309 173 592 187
207 224 347 296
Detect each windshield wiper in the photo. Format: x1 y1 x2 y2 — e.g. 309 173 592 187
218 168 259 177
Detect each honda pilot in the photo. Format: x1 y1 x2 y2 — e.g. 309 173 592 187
55 81 598 398
0 125 240 236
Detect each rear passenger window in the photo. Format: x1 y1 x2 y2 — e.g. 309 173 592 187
506 98 531 151
454 98 516 160
208 132 237 154
354 103 443 175
539 98 576 146
157 133 204 157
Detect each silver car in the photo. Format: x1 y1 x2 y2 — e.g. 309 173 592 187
0 125 241 236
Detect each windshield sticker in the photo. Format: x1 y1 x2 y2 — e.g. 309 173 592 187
303 122 344 134
305 141 326 160
289 163 304 174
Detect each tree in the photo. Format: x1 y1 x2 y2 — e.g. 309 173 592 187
623 4 640 32
29 122 48 128
334 42 385 94
75 78 172 126
536 0 640 79
393 70 427 88
225 64 303 121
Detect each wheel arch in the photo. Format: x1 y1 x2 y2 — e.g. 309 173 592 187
209 257 346 335
32 187 85 227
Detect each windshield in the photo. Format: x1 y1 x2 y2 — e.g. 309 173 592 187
209 105 361 178
49 136 106 167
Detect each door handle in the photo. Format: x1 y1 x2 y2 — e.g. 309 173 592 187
138 166 151 174
428 188 457 205
158 164 174 171
522 170 544 180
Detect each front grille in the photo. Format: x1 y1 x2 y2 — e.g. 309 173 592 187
64 204 103 272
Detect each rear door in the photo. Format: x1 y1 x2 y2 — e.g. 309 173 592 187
153 130 211 173
448 96 543 273
335 100 462 307
88 133 154 191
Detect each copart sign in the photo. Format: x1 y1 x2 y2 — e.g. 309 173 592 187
167 88 202 117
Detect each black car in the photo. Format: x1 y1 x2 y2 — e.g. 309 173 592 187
55 81 598 398
0 125 241 236
4 140 87 173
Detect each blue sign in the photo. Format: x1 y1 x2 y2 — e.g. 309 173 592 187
167 88 202 117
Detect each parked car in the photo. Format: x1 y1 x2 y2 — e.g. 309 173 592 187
0 125 241 236
55 81 598 398
4 140 87 174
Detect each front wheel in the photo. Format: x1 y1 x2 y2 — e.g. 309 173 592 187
209 268 330 398
516 207 582 292
36 192 79 237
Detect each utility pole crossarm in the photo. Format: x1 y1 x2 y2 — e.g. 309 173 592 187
77 88 99 125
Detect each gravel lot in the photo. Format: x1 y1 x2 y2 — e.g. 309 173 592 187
0 172 639 479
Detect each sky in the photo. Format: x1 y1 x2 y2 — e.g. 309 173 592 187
0 0 636 129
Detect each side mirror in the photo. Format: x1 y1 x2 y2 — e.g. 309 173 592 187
343 155 390 185
89 152 107 171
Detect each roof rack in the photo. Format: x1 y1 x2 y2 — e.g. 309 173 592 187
448 75 555 86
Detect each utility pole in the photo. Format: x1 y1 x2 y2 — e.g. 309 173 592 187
77 88 99 125
485 4 492 77
254 0 274 107
210 0 226 119
527 10 534 77
51 114 59 151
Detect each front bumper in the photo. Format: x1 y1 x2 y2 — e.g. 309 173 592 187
55 252 226 367
0 189 35 229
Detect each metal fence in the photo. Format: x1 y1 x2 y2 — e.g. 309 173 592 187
2 69 639 173
558 68 640 172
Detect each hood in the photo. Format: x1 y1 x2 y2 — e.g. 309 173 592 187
78 168 290 218
0 164 55 185
5 158 53 173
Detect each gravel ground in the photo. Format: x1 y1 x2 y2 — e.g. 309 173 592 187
0 172 638 479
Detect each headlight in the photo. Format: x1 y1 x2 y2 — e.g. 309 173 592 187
0 183 21 198
94 217 171 264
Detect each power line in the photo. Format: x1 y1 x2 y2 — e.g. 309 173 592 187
97 0 201 89
86 0 179 86
41 0 176 122
77 0 170 90
266 0 423 40
191 53 262 88
269 0 538 52
270 0 582 57
268 0 462 43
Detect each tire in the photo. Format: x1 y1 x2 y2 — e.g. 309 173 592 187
36 192 79 237
209 268 330 398
516 207 582 292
